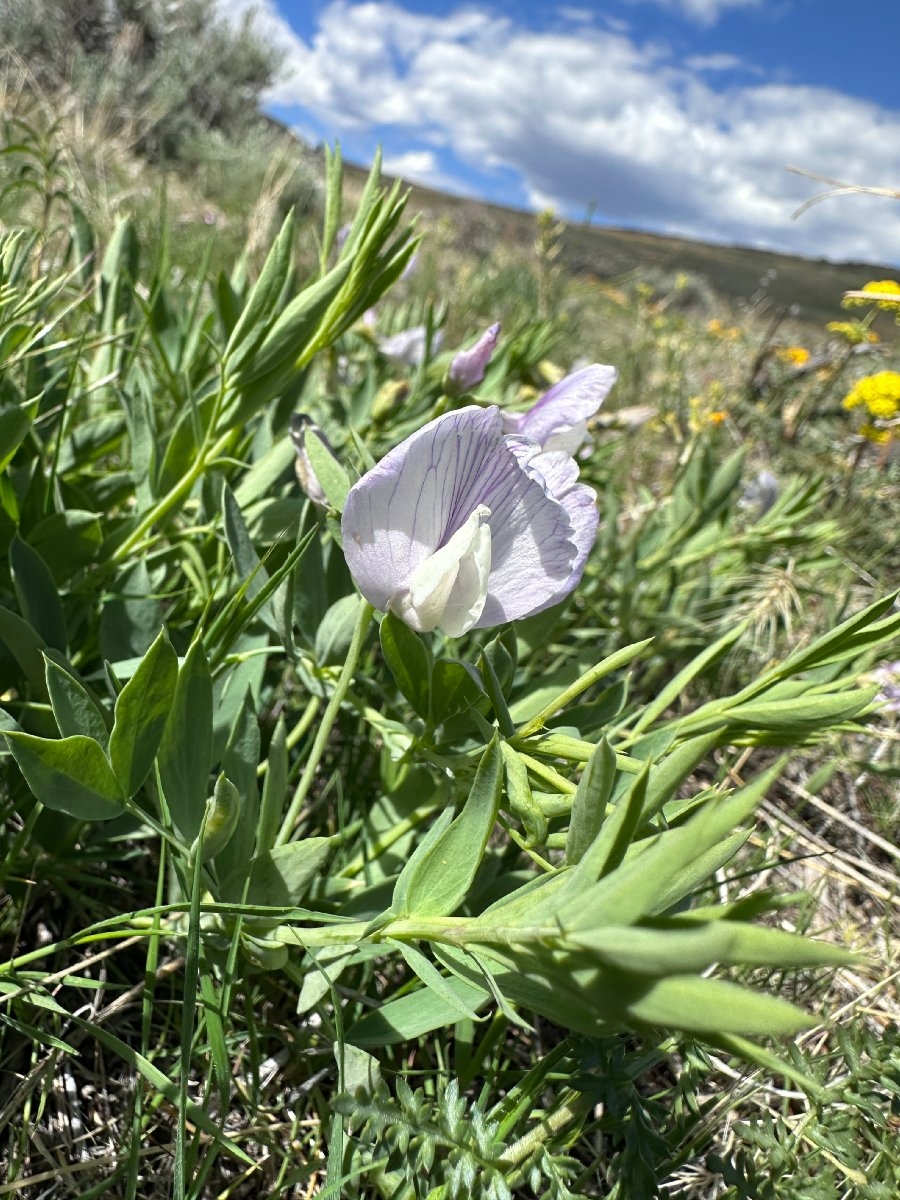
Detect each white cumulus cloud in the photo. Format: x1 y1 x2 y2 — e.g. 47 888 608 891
630 0 766 24
243 0 900 264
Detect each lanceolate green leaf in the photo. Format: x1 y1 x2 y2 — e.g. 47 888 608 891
108 628 178 797
391 808 455 917
442 944 815 1039
348 973 490 1048
305 428 351 512
396 736 503 918
248 838 332 906
257 715 287 855
214 690 261 894
0 605 48 697
380 611 432 720
221 483 278 640
6 732 124 820
565 738 617 865
0 401 32 472
10 534 67 653
228 256 353 391
637 730 723 823
223 211 296 373
157 639 213 844
566 919 853 975
557 757 786 930
767 590 900 679
572 760 648 882
430 659 484 726
390 939 484 1022
44 656 110 746
616 971 818 1037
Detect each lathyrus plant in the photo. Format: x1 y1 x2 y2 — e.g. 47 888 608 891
1 138 899 1190
3 349 897 1071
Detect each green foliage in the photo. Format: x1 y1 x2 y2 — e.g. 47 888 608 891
0 0 281 162
0 110 899 1198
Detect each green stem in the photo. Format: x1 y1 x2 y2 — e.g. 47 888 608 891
272 919 373 949
502 1092 591 1181
256 696 320 779
112 426 234 564
274 600 374 845
339 801 437 878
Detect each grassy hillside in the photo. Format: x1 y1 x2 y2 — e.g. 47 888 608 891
339 154 898 330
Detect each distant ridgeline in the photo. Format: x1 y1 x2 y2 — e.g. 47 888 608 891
335 155 898 330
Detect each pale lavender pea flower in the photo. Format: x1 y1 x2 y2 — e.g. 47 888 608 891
740 469 779 517
502 363 618 454
341 406 599 636
446 322 500 395
872 660 900 714
377 326 444 368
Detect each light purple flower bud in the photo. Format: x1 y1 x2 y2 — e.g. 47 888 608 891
335 223 352 252
341 406 599 636
377 325 444 368
447 322 501 394
740 469 779 516
400 252 419 282
290 413 330 507
872 660 900 713
502 363 618 454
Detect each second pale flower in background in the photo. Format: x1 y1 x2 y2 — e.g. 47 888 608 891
502 362 618 454
341 405 601 636
377 325 443 368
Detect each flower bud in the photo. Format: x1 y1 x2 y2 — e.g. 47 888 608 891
446 322 500 395
290 413 333 507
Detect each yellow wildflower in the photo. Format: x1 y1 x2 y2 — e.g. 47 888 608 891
707 318 740 340
826 320 879 345
844 279 900 312
842 371 900 418
776 345 810 366
859 423 893 445
867 394 900 419
688 392 729 433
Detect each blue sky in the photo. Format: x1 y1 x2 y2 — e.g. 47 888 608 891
222 0 900 263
